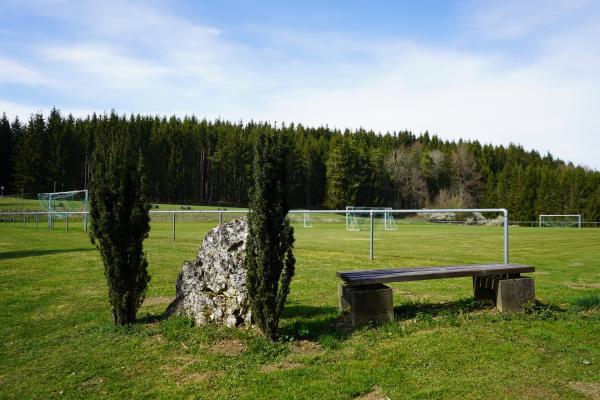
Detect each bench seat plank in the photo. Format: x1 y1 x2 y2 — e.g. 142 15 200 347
337 264 534 285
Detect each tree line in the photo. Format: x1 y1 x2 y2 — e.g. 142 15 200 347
1 109 599 221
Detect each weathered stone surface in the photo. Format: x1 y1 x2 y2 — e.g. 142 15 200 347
165 217 251 327
497 277 535 313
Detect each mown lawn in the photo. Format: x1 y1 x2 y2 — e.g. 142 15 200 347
0 218 599 399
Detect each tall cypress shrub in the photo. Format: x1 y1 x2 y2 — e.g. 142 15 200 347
89 114 151 325
245 130 295 340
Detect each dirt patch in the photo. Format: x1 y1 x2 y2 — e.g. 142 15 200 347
146 333 165 345
569 381 600 399
580 308 600 316
143 296 173 307
81 377 105 389
184 371 223 384
566 283 600 289
161 354 196 378
355 385 390 400
290 340 324 356
261 361 304 373
211 339 246 356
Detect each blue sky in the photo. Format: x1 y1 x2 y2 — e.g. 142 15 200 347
1 0 599 168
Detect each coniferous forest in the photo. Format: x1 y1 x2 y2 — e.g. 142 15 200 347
1 109 599 222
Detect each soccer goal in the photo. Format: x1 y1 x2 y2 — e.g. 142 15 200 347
539 214 582 228
303 211 313 228
346 206 361 231
38 190 89 230
383 208 398 231
345 206 398 231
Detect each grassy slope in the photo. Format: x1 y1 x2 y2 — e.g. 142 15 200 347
0 219 599 399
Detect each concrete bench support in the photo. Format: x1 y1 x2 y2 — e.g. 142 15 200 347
339 283 393 326
473 276 535 312
497 277 535 312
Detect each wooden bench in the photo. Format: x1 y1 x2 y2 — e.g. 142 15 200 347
337 264 535 326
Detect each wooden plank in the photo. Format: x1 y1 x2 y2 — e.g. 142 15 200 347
337 264 534 285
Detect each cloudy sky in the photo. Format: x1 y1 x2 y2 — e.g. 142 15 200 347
1 0 599 168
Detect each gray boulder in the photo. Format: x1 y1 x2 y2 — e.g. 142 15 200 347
165 216 251 327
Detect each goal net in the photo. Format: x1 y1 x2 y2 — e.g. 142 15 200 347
345 206 398 231
539 214 582 228
38 190 88 229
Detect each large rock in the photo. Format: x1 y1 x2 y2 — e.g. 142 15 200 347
165 217 251 327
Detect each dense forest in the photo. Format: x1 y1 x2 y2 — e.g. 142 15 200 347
1 109 599 221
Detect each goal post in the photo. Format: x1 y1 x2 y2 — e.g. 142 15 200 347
383 208 398 231
345 206 360 231
37 190 89 231
345 206 398 231
303 211 313 228
539 214 582 228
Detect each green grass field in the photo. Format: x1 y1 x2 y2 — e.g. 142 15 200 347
1 215 599 399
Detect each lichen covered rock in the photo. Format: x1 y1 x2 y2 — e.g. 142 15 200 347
165 217 251 327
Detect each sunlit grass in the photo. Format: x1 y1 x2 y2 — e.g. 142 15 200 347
0 219 599 399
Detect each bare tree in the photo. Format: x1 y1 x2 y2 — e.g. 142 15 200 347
451 144 482 207
386 146 428 208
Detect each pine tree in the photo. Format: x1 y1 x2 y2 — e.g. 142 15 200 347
325 138 357 208
89 113 151 325
12 113 47 195
0 114 12 193
46 108 66 191
244 130 295 340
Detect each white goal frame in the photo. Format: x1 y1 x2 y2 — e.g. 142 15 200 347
38 190 89 230
303 211 313 228
539 214 582 228
345 206 398 231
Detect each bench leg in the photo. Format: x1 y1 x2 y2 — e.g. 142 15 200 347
473 276 497 304
339 283 394 326
338 283 351 312
497 277 535 313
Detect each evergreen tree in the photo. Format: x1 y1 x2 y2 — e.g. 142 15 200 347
46 108 67 191
12 113 46 195
244 130 295 340
0 114 12 193
88 113 151 325
2 108 600 222
325 138 357 208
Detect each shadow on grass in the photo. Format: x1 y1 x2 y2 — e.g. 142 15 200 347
136 313 166 324
0 248 94 261
281 298 567 345
395 297 565 322
281 300 488 344
280 305 355 345
394 298 483 321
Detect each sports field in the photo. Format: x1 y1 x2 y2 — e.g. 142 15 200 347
1 211 599 399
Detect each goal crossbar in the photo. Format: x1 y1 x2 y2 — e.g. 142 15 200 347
539 214 582 228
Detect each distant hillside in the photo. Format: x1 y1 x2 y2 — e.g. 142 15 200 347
1 109 599 221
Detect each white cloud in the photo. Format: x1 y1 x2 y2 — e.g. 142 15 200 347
463 0 593 40
0 100 40 120
0 57 47 85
